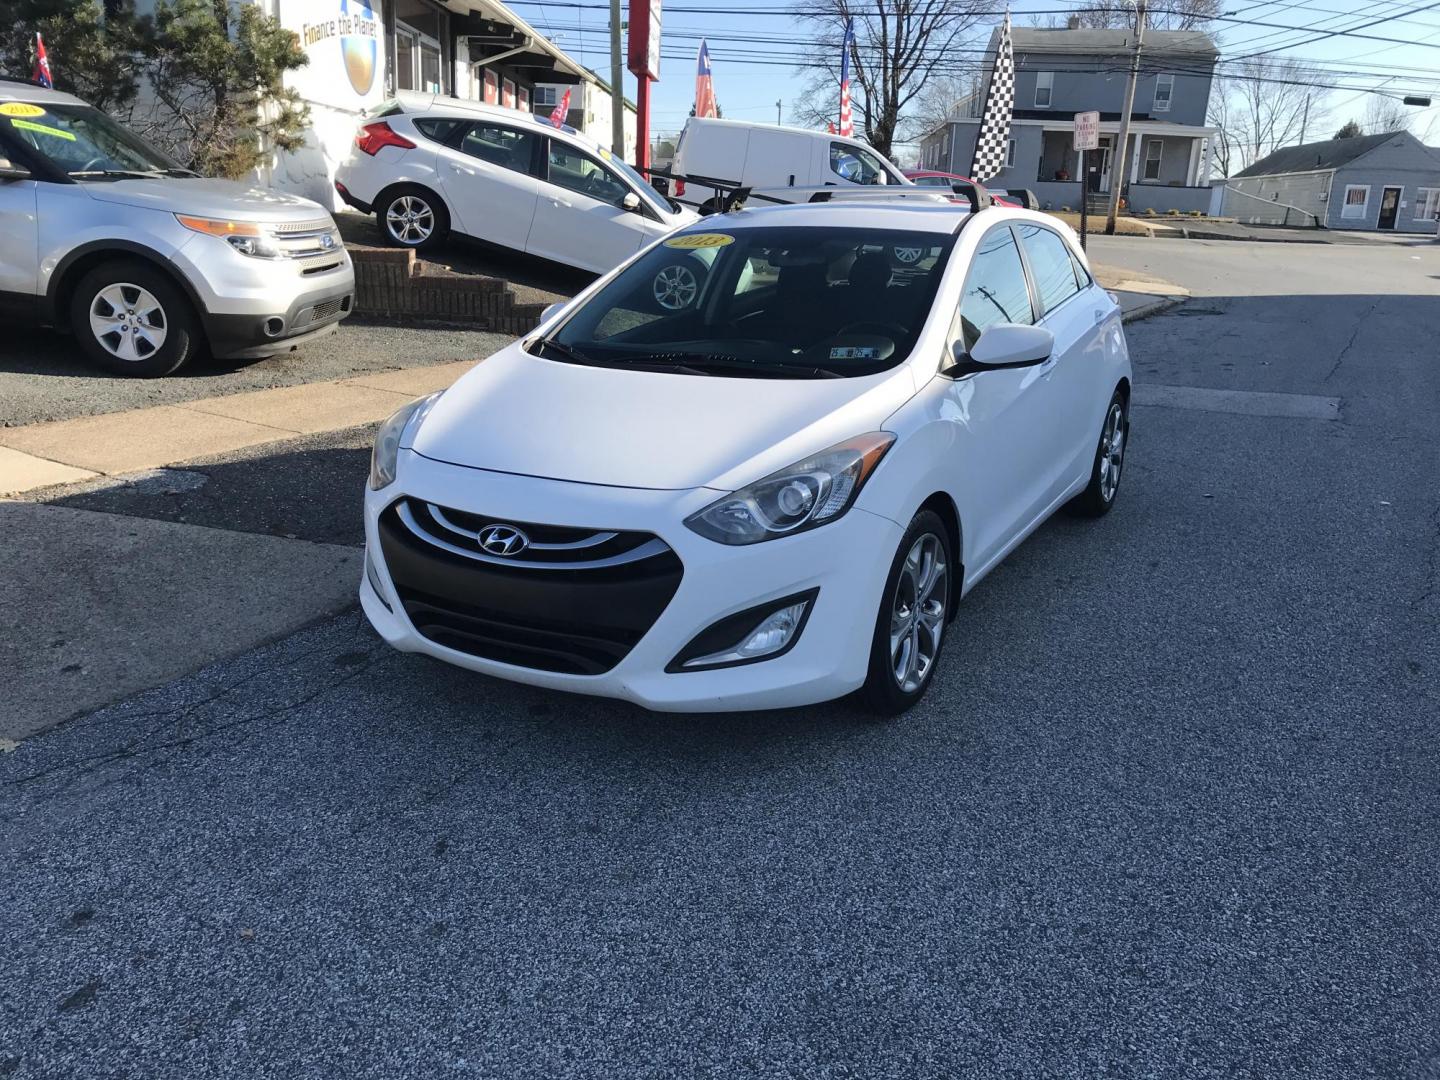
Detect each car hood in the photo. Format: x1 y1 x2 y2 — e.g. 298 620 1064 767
409 345 917 491
84 178 332 222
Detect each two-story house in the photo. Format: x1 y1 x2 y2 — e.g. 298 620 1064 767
920 21 1220 215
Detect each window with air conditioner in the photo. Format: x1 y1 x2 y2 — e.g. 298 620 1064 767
1035 71 1053 108
1153 74 1173 113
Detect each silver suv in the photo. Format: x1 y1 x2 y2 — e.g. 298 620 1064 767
0 80 354 377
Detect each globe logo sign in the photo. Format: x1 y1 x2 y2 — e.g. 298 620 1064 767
340 0 377 97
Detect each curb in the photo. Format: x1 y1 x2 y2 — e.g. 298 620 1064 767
1121 295 1185 323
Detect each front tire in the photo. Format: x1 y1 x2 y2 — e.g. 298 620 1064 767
70 261 199 377
1067 389 1129 518
860 510 953 717
377 185 450 251
649 255 707 312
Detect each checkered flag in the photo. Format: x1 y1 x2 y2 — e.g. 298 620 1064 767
969 13 1014 183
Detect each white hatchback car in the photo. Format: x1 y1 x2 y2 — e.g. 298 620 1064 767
334 93 697 274
361 201 1132 715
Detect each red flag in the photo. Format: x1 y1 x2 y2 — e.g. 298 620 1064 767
827 122 836 134
694 40 717 118
548 88 571 128
838 18 854 137
33 32 53 89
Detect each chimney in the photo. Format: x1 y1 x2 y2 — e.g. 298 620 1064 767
1067 14 1081 28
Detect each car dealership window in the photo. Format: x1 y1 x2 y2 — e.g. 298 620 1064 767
1342 184 1370 220
956 227 1035 351
1014 223 1081 314
458 123 537 174
1035 71 1053 108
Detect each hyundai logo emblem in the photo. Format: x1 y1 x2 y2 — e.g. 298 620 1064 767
477 523 530 556
320 233 336 249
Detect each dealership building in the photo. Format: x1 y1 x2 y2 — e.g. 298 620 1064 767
257 0 625 209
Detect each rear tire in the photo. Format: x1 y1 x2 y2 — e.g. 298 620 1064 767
860 509 954 717
69 260 199 377
649 255 708 312
376 185 450 251
1066 389 1129 518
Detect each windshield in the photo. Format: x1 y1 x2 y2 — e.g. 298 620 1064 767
0 102 183 178
539 225 956 379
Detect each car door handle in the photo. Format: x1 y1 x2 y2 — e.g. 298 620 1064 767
550 197 572 208
450 163 475 175
1093 308 1108 323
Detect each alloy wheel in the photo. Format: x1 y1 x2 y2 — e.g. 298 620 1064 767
1098 402 1126 503
892 245 924 265
386 196 435 244
653 264 699 310
889 532 948 694
89 283 167 363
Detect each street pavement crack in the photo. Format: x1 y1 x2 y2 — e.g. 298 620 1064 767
1323 299 1379 382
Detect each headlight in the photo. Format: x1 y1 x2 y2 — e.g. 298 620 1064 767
685 432 895 545
369 392 442 490
175 214 282 259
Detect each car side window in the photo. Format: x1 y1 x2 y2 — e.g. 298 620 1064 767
414 117 465 145
457 123 536 175
1070 249 1093 290
547 142 630 209
829 142 888 185
955 226 1035 353
1014 223 1082 315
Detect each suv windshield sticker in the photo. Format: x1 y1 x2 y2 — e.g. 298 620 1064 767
9 118 75 141
664 233 735 250
0 103 47 117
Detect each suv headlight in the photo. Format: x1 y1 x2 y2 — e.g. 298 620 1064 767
176 214 282 259
685 433 894 545
369 392 442 490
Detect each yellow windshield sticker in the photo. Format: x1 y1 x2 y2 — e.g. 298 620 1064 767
0 102 46 118
9 118 75 141
664 233 735 250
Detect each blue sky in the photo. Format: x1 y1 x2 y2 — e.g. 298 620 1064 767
509 0 1440 156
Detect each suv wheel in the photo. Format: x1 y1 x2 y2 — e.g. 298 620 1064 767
70 261 199 377
378 186 449 251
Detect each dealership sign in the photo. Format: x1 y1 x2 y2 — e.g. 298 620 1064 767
285 0 384 111
627 0 661 80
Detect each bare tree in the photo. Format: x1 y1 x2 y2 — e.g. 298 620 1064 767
791 0 988 158
1210 56 1327 172
1362 95 1411 134
1058 0 1221 31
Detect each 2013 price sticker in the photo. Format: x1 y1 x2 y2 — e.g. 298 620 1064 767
663 233 736 250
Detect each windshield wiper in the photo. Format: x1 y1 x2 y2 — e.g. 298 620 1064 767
68 169 164 179
595 353 845 379
532 338 596 366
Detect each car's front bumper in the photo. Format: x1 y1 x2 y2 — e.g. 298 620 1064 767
202 284 355 359
360 452 903 712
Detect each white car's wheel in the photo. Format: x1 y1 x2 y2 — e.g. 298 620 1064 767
378 186 449 251
861 509 953 716
1067 388 1129 518
650 257 707 312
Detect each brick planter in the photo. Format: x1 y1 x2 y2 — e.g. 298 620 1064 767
349 246 549 335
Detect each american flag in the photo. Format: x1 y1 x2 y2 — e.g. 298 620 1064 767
694 40 717 118
33 32 53 89
548 87 571 128
837 18 854 138
969 13 1015 182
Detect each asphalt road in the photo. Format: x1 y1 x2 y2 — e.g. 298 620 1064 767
3 238 1440 1078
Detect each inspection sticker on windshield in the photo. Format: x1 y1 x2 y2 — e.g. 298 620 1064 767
0 103 46 117
830 346 879 360
8 118 74 141
664 233 735 250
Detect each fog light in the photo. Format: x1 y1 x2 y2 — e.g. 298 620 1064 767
365 549 391 611
668 589 818 672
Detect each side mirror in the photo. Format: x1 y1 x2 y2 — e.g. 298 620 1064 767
0 164 31 182
946 323 1054 376
540 302 564 323
622 191 641 212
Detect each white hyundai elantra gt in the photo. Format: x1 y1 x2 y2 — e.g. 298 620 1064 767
361 202 1131 715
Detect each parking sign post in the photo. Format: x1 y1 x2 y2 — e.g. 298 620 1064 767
1073 111 1099 251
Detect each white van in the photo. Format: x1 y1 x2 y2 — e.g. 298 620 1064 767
671 117 911 210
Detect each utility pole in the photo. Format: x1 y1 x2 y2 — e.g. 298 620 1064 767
776 99 782 125
609 0 624 158
1105 0 1145 235
1300 95 1310 143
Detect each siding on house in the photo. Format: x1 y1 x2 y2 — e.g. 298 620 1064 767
1010 60 1213 127
1223 170 1330 227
